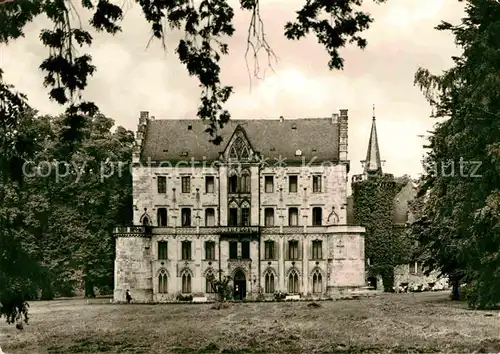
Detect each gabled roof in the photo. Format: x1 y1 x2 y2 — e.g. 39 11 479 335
141 118 339 162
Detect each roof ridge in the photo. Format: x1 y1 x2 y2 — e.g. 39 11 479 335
149 117 334 122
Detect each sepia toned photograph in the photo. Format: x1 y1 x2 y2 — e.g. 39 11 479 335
0 0 499 353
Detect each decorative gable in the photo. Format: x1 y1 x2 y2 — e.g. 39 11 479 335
223 126 255 162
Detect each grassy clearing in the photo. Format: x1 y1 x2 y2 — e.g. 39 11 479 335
0 292 499 353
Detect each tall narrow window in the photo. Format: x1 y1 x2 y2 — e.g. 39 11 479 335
157 241 168 260
142 216 150 226
241 201 250 226
181 176 191 193
288 270 299 294
205 208 215 226
158 270 168 293
205 241 215 260
205 271 215 293
312 240 322 259
241 172 251 193
205 176 215 193
312 207 322 226
312 175 322 193
157 176 167 194
181 208 191 226
241 241 250 259
182 272 191 293
181 241 191 260
264 208 274 226
265 176 274 193
228 208 238 226
312 270 322 294
289 175 298 193
288 207 299 226
265 272 275 293
228 174 238 193
264 241 275 260
157 208 168 227
288 240 299 260
229 241 238 259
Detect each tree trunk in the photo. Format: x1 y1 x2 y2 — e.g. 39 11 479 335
84 278 96 298
40 281 54 300
451 277 460 301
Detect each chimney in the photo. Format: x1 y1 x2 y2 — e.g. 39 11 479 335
279 116 284 122
332 113 339 124
338 109 348 161
134 111 150 163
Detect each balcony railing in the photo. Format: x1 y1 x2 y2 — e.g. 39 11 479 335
113 224 364 236
219 226 259 235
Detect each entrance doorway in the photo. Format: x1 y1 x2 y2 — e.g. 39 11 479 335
233 269 246 300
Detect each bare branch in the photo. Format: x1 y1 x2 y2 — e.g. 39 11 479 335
243 0 278 92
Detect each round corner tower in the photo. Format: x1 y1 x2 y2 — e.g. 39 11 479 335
114 227 153 303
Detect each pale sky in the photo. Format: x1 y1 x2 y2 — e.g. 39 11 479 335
0 0 465 180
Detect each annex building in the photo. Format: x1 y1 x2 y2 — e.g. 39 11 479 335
113 110 366 302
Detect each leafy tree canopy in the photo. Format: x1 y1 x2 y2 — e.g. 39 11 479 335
0 0 386 144
412 0 500 308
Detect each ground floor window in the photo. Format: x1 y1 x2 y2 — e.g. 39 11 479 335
264 272 275 293
182 272 191 293
158 270 168 293
312 270 322 294
205 272 215 293
288 270 299 294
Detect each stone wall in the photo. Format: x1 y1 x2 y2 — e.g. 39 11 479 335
114 236 153 303
114 225 365 303
133 165 219 226
260 164 348 226
394 263 445 289
132 163 348 228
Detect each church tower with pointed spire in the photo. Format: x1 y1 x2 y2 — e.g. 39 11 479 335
362 105 383 175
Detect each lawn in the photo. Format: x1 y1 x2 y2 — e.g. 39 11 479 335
0 291 499 353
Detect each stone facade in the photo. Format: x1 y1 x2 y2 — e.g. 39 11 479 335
113 110 366 303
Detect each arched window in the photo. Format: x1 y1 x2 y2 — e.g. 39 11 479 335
264 271 275 293
182 272 191 293
228 200 239 226
205 271 215 293
288 269 299 294
265 208 274 226
241 200 251 226
312 207 322 226
240 170 251 193
289 207 299 226
157 208 167 227
312 270 322 294
142 216 150 226
240 145 250 159
158 269 168 294
181 208 191 227
229 145 238 159
228 172 238 193
205 208 215 227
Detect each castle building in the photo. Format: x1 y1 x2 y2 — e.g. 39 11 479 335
113 110 366 303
